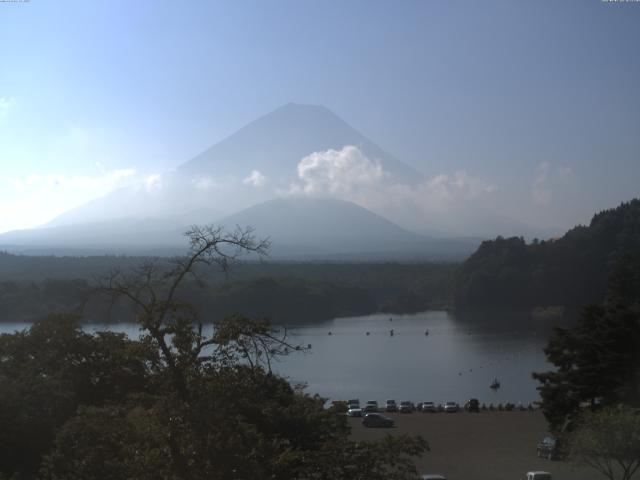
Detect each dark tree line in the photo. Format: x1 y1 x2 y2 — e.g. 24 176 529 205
455 199 640 309
0 260 455 324
533 254 640 432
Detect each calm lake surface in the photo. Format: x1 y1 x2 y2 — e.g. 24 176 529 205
0 310 562 405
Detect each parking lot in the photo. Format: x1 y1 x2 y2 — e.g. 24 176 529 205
348 410 601 480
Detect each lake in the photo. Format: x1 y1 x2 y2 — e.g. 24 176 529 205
0 310 561 405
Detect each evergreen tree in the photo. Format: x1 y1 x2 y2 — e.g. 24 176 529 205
533 255 640 432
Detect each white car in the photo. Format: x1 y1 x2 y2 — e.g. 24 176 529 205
346 407 363 417
443 401 459 413
526 472 552 480
421 401 436 412
399 401 414 413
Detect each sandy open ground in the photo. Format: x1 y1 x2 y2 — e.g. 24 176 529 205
349 410 602 480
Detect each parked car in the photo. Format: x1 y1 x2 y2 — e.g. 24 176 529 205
347 407 362 417
363 400 379 413
422 401 437 413
399 401 414 413
465 398 480 412
444 401 459 413
526 471 552 480
385 399 397 412
362 412 394 428
421 475 447 480
536 436 557 460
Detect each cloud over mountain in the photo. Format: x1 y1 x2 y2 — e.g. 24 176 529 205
0 103 557 255
283 145 496 234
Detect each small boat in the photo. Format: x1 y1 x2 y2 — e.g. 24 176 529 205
490 378 501 389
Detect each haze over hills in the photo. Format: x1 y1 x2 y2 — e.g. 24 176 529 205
0 197 481 260
46 103 422 229
1 103 507 258
218 197 480 260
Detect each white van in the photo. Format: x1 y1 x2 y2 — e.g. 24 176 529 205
526 471 552 480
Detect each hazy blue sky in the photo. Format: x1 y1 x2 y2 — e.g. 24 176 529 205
0 0 639 234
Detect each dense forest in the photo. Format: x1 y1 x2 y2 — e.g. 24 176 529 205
0 256 455 324
454 199 640 309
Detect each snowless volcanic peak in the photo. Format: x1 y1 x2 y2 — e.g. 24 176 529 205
43 103 422 229
1 104 452 258
178 103 421 185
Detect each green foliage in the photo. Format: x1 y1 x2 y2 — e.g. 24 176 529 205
1 227 428 480
533 255 640 432
0 314 155 478
0 261 456 324
455 199 640 308
568 406 640 480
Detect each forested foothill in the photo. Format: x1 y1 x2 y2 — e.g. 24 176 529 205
530 252 640 480
533 253 640 431
0 254 456 324
454 199 640 310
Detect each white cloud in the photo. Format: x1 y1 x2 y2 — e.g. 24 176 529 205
532 162 574 207
146 173 162 193
292 145 385 197
243 169 266 187
192 176 216 190
0 97 15 120
0 169 138 233
421 171 496 206
532 161 552 206
285 145 496 219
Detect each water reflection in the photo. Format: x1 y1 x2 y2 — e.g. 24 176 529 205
0 310 568 405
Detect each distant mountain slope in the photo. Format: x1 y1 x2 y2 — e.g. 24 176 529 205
48 103 421 229
1 103 483 258
179 103 420 184
0 196 479 260
454 199 640 308
220 196 421 247
219 197 479 260
0 218 187 255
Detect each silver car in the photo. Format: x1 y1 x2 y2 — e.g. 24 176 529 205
443 401 459 413
421 401 436 412
346 407 363 417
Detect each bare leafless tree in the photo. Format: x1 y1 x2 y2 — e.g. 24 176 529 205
93 225 308 396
